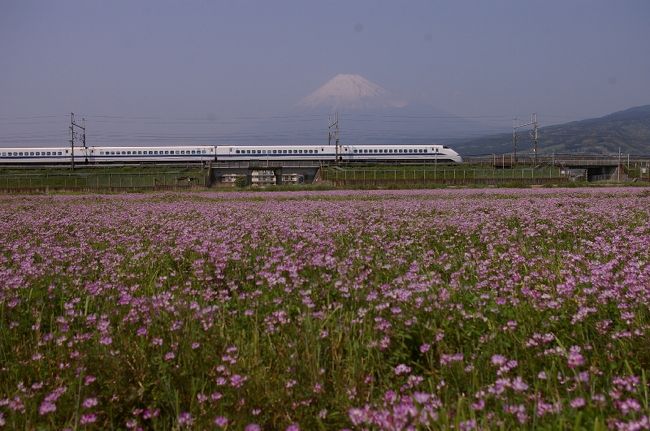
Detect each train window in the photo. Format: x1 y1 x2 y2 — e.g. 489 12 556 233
1 152 5 156
236 150 240 154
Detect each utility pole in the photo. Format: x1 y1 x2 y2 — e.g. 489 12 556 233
69 112 86 170
328 112 340 164
70 113 75 170
512 113 539 165
512 118 518 164
531 113 539 164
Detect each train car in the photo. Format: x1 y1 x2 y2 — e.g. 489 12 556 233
340 144 462 163
0 147 76 164
89 146 215 163
216 145 336 162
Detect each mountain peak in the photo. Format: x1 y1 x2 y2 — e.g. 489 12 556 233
298 74 406 110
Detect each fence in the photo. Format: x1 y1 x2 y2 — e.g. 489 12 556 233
322 167 568 186
0 171 208 192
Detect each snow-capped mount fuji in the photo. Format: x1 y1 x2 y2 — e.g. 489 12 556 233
297 74 406 111
224 74 491 148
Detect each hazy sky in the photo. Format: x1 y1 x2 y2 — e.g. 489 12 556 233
1 0 649 146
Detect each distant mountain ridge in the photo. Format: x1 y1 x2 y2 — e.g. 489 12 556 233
452 105 650 156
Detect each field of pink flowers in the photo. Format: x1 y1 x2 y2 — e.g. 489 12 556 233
1 188 649 430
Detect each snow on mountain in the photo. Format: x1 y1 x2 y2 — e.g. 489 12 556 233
297 74 406 110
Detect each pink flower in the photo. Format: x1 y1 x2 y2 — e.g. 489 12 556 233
82 397 98 409
214 416 229 427
570 397 585 409
80 413 97 424
567 346 585 368
39 401 56 415
178 412 193 427
394 364 412 375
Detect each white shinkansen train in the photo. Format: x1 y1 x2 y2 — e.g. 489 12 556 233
0 144 462 164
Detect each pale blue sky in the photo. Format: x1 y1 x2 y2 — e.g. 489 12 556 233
1 0 649 145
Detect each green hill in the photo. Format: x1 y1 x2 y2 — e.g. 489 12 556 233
453 105 650 156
